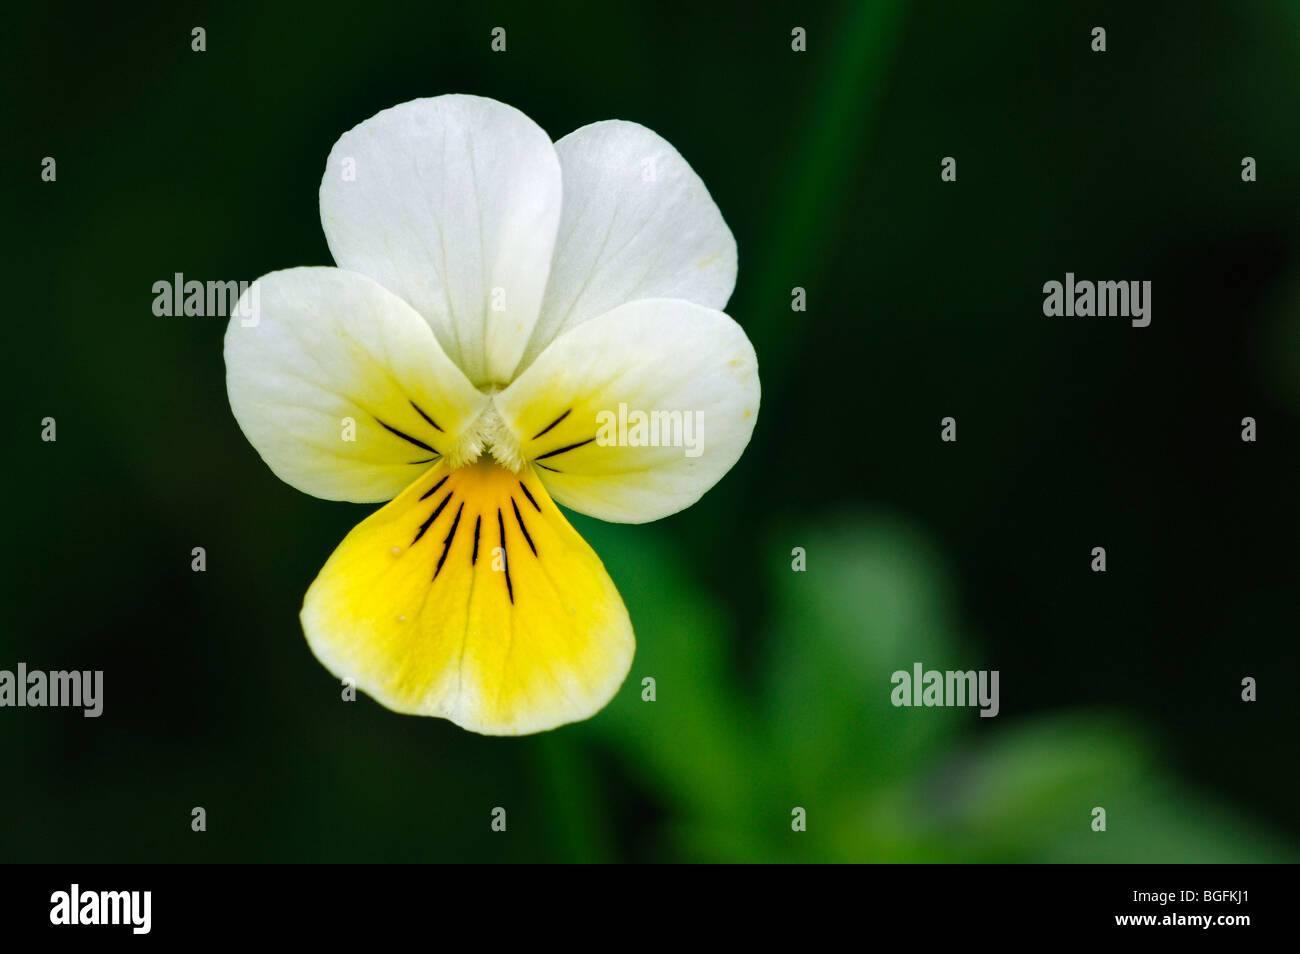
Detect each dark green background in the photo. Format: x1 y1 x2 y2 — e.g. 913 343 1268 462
3 0 1297 861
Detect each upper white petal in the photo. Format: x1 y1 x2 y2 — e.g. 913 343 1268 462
319 95 562 388
515 120 738 372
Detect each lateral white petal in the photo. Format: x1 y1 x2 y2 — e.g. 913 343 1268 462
224 267 487 502
497 298 759 523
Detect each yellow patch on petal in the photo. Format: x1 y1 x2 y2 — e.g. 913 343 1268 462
300 459 635 735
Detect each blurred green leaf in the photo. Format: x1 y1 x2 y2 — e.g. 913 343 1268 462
581 522 766 821
587 511 1299 863
763 514 967 798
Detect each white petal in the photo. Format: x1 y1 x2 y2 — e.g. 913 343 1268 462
517 120 737 370
319 95 562 387
225 267 488 502
496 298 759 523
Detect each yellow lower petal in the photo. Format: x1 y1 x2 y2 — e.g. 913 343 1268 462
301 459 635 735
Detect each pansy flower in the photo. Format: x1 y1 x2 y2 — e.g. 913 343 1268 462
225 95 759 735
